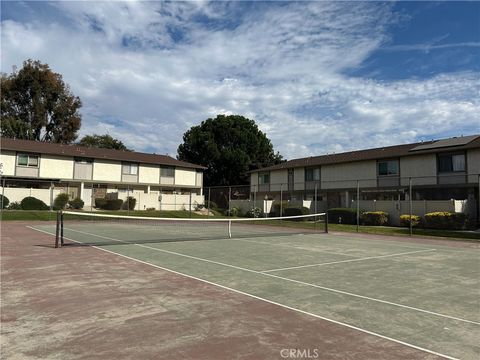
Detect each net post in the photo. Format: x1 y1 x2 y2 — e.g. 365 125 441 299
325 211 329 233
60 211 64 246
356 180 360 232
55 211 60 248
228 220 232 238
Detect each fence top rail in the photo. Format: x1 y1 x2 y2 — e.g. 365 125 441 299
61 210 326 223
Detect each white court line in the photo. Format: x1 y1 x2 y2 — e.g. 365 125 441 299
237 238 359 258
28 226 459 360
262 249 437 273
53 226 480 326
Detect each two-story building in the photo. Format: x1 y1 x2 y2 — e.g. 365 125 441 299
0 137 205 210
249 135 480 221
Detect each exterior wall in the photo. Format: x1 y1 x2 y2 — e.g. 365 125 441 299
196 172 203 187
0 151 16 176
467 149 480 183
321 160 377 189
293 167 305 191
138 164 160 184
39 155 74 179
400 154 437 186
270 170 288 191
250 173 259 192
174 168 196 186
93 160 122 182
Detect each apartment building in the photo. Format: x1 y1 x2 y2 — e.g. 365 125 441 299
0 137 205 210
249 135 480 220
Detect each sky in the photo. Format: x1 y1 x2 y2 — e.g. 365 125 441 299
1 1 479 160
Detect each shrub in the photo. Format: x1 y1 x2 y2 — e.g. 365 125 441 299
361 211 389 226
20 196 49 210
146 207 156 211
206 200 218 209
123 196 136 210
271 201 289 216
0 194 9 209
53 193 69 210
68 197 84 210
104 199 123 210
246 207 263 218
327 208 358 224
284 207 310 220
225 207 240 217
400 214 422 228
95 198 108 209
7 201 21 210
424 212 467 230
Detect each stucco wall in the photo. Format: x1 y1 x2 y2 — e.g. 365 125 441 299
93 160 122 182
400 154 437 186
294 168 305 191
250 173 259 192
174 168 196 186
467 149 480 183
39 155 74 179
322 160 377 189
0 151 16 176
138 164 160 184
270 170 288 191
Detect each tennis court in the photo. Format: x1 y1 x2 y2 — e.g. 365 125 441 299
30 212 479 360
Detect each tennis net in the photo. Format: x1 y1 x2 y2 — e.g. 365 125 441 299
55 211 328 247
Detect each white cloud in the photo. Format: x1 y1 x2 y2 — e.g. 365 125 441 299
1 1 479 160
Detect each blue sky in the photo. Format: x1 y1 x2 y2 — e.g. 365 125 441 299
1 1 479 159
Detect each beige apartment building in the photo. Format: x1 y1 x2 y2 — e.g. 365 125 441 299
0 137 205 210
249 135 480 221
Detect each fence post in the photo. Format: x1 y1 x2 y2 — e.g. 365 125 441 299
314 183 318 231
228 186 232 215
253 185 257 210
189 191 192 218
207 187 211 216
409 177 413 236
55 211 60 248
60 211 64 246
280 183 283 217
127 187 130 215
356 180 360 232
0 177 5 221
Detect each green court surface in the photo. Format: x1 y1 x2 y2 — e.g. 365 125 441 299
32 221 480 360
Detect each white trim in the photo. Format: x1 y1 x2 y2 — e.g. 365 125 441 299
261 249 436 273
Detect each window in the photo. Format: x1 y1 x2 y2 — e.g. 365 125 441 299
122 163 138 175
305 168 320 181
259 172 270 184
160 166 175 177
17 154 39 167
438 154 465 172
378 160 398 176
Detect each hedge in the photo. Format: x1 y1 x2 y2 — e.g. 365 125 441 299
123 196 136 211
400 214 422 228
270 201 289 216
68 197 84 210
361 211 389 226
0 194 9 209
54 193 69 210
20 196 49 210
95 198 108 209
103 199 123 210
327 208 358 224
424 212 467 230
284 207 310 220
225 207 240 217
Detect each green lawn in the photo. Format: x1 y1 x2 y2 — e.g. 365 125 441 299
2 210 479 241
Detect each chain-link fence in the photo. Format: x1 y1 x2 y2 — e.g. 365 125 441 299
203 173 480 230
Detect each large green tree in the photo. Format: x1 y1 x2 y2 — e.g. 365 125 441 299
178 114 283 186
78 134 131 151
1 59 82 143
